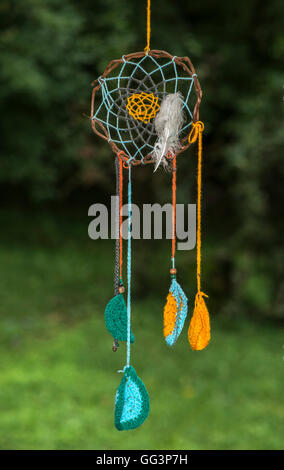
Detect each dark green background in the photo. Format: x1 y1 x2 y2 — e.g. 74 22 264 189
0 0 283 450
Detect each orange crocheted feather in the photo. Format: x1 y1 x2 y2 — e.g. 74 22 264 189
188 294 210 350
163 292 178 338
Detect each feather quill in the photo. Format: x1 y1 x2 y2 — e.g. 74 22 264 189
152 92 184 172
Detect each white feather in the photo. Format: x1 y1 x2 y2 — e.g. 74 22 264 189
152 92 184 172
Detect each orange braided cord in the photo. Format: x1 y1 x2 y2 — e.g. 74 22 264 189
126 92 159 124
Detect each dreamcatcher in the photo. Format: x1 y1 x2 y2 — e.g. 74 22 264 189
90 0 210 431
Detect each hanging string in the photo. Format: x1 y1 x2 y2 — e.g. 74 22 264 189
119 156 123 281
126 164 132 367
144 0 151 54
188 121 205 293
171 155 176 270
114 157 120 295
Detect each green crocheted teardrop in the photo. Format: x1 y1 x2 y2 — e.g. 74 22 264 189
115 366 150 431
105 294 135 343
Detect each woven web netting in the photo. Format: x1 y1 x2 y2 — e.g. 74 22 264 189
91 50 202 165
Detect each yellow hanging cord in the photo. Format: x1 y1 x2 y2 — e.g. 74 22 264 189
144 0 151 54
188 121 205 294
188 121 211 351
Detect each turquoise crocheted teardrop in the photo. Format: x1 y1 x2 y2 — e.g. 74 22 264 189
105 294 135 343
115 366 150 431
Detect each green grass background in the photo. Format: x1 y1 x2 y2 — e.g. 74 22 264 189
0 212 283 450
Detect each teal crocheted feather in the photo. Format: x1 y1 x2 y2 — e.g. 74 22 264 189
115 366 150 431
105 294 135 343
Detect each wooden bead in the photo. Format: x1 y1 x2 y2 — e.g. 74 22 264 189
118 286 125 293
170 268 177 275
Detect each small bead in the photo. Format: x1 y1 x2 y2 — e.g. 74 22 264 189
118 286 125 293
170 268 177 275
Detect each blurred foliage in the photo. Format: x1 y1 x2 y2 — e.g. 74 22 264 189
0 216 283 450
0 0 283 320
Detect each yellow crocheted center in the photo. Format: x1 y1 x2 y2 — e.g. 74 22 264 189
126 92 160 123
163 292 183 338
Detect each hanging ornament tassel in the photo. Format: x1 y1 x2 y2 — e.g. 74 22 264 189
114 163 150 430
115 365 150 431
163 156 188 346
187 121 211 351
105 155 135 345
188 291 210 350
